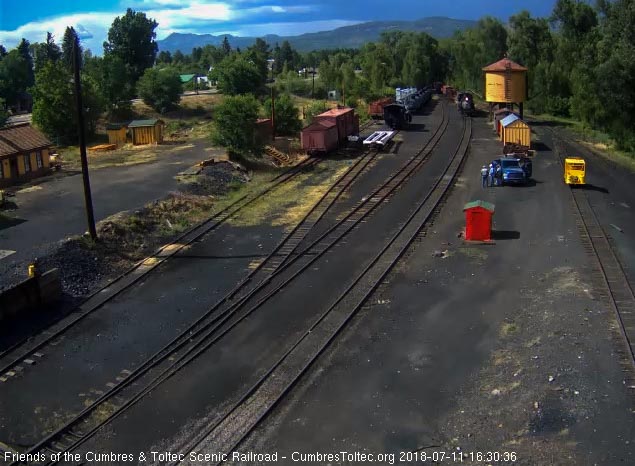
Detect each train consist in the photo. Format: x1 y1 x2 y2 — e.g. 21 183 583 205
302 85 435 154
301 107 360 155
456 92 475 116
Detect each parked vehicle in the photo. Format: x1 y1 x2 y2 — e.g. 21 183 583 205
564 157 585 185
493 156 532 185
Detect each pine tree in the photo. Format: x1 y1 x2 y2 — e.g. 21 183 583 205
62 27 81 70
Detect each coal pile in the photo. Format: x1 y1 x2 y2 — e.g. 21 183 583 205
180 161 250 196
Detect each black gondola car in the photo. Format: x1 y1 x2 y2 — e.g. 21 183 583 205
383 103 412 129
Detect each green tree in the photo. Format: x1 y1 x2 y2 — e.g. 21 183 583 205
594 0 635 149
62 27 81 70
157 50 172 64
211 94 262 156
31 32 62 73
137 67 182 113
31 60 102 143
263 92 301 135
304 100 328 124
0 98 8 127
221 36 232 56
104 8 158 83
212 53 263 95
16 38 34 88
0 49 31 107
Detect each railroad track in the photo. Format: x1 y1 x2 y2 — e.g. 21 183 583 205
551 133 635 378
174 110 472 465
0 156 321 369
9 102 450 466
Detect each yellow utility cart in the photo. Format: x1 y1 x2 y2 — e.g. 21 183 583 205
564 157 586 185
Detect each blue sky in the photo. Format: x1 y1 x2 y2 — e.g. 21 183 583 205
0 0 558 53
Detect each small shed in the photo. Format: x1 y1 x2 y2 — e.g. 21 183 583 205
106 123 128 147
301 120 339 154
464 200 495 242
493 108 519 135
255 118 273 145
501 115 531 147
128 119 165 145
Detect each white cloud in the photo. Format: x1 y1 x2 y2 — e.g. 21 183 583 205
0 1 341 54
0 12 117 53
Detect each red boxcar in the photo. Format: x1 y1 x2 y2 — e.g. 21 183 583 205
314 107 356 143
301 120 339 155
368 97 394 119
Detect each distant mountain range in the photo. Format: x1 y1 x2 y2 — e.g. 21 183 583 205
157 17 477 54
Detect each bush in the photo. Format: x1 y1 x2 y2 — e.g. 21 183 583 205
263 93 302 136
304 100 329 124
137 68 182 114
211 94 262 157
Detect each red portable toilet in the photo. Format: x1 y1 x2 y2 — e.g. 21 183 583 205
463 200 495 241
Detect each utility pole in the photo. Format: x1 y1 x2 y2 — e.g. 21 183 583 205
73 38 97 240
271 85 275 141
312 67 315 97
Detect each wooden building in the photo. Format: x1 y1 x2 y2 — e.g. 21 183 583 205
0 124 52 188
500 114 531 147
106 122 128 147
128 119 164 145
483 58 528 119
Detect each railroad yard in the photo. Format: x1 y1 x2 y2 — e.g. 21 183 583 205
1 94 635 466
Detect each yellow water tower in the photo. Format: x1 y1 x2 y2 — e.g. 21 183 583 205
482 58 528 119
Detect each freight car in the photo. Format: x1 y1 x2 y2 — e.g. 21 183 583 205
301 106 360 155
383 103 412 129
368 97 394 119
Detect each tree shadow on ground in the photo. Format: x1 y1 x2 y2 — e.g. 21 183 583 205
532 141 551 152
0 213 25 231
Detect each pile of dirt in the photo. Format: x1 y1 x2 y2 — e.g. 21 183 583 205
179 161 250 196
40 192 216 297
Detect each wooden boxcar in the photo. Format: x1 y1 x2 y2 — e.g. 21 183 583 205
314 107 357 143
301 120 339 155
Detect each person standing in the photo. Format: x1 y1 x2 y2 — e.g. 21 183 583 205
481 165 489 188
495 163 503 186
488 163 495 187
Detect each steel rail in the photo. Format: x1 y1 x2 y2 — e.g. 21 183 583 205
7 149 376 466
24 103 448 466
0 157 320 373
551 133 635 370
177 111 472 464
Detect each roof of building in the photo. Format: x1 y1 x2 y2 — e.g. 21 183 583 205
482 58 528 72
0 124 51 157
501 114 521 127
303 120 337 131
128 119 164 128
256 118 272 124
179 74 196 83
317 107 354 118
106 122 129 130
463 200 495 212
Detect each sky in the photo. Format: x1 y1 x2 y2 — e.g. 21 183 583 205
0 0 558 54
